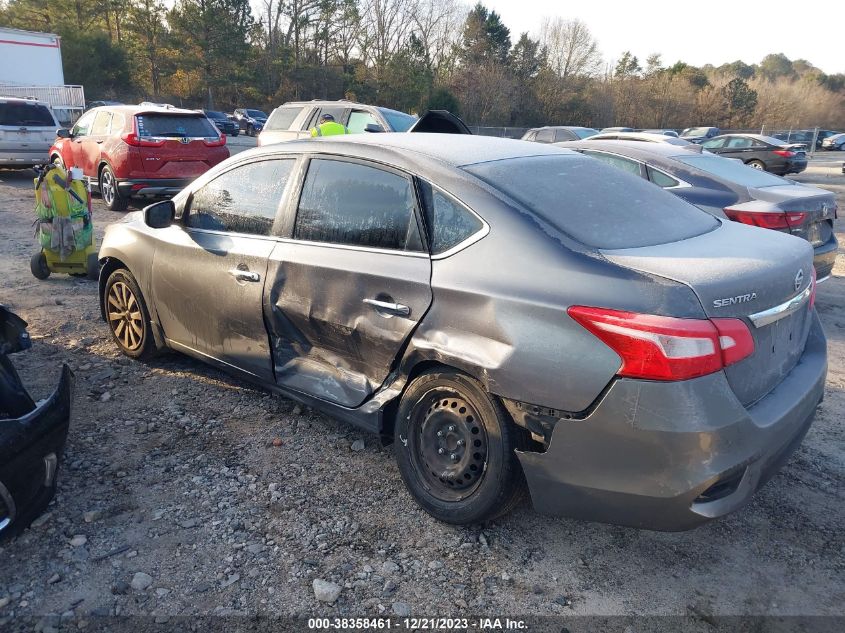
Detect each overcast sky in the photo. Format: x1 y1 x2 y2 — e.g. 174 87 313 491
485 0 845 75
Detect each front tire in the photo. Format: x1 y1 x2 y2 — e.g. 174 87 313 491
103 269 155 359
99 165 129 211
247 124 254 137
747 159 765 170
394 369 527 525
30 251 50 279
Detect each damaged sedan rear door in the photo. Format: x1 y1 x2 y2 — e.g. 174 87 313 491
266 156 432 408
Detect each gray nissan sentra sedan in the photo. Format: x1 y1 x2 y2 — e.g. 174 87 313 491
97 134 827 531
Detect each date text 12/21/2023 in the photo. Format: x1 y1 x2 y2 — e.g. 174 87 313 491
307 617 528 630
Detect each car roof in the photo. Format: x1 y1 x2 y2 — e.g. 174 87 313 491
240 133 571 169
531 126 595 131
90 105 206 116
588 132 690 144
0 96 51 107
557 139 698 160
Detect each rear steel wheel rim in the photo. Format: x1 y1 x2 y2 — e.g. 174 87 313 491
102 170 115 205
410 390 488 502
107 281 143 351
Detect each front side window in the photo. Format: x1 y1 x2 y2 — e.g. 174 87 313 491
295 159 421 251
554 129 576 142
418 180 484 255
72 111 96 137
347 110 380 134
701 138 726 149
535 129 555 143
91 111 112 135
186 159 294 235
726 137 752 149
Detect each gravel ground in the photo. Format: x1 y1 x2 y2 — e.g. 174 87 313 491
0 156 843 625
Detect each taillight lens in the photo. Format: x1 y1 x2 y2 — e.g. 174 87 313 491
203 136 226 147
773 149 795 157
120 131 165 147
568 306 755 381
724 208 807 230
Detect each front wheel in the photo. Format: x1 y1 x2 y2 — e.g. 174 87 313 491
103 269 155 359
99 165 129 211
247 124 254 137
747 159 765 170
30 251 50 279
394 369 527 524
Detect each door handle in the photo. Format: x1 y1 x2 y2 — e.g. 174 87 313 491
228 268 260 282
363 298 410 318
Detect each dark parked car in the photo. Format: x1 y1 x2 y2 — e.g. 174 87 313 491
233 108 268 136
681 126 721 143
701 134 807 175
821 133 845 151
258 100 470 146
203 110 239 136
50 105 229 210
97 134 825 531
1 306 72 540
521 126 598 143
559 140 838 280
774 129 840 150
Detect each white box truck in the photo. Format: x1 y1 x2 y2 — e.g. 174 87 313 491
0 27 85 124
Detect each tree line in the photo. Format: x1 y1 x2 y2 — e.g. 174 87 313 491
2 0 843 129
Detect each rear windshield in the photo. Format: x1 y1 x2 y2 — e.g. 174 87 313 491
675 153 791 188
265 106 302 131
0 102 55 126
136 114 219 138
465 154 718 249
247 110 267 117
683 127 713 136
574 128 599 139
378 107 416 132
205 111 226 118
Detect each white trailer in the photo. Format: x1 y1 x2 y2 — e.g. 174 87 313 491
0 27 85 124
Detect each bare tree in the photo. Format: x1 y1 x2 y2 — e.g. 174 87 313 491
359 0 415 79
538 17 601 79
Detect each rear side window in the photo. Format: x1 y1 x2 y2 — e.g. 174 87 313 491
646 165 680 188
554 129 575 142
295 159 422 251
136 114 218 138
186 159 294 236
0 102 55 126
582 151 642 177
418 180 484 255
266 106 302 131
465 155 718 249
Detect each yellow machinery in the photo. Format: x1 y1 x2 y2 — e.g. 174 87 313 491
30 164 98 280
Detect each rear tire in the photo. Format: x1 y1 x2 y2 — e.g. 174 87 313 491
747 159 765 170
30 251 50 280
394 369 527 525
99 165 129 211
103 269 155 359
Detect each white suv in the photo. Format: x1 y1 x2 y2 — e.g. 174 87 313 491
0 97 60 168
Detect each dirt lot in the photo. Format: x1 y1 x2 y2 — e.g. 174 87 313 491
0 155 844 625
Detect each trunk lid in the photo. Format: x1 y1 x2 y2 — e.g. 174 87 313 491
602 221 815 406
748 184 837 247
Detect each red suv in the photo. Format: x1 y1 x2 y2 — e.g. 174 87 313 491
51 105 229 211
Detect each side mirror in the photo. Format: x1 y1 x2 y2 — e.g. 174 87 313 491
56 128 71 139
364 123 385 133
144 200 175 229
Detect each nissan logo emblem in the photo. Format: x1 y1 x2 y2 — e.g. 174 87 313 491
794 269 804 292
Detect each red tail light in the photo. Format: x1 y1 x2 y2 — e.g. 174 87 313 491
203 136 226 147
724 209 807 229
568 306 755 381
772 150 795 157
120 131 165 147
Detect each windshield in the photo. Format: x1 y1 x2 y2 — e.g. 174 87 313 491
465 154 718 249
682 127 712 137
378 107 416 132
675 153 792 188
0 102 55 126
136 114 219 138
575 128 599 139
247 110 267 118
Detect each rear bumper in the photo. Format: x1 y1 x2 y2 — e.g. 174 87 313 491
813 234 839 280
0 363 73 540
516 311 826 531
117 178 191 199
0 149 50 166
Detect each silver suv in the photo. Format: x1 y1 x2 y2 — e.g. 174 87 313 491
257 99 469 146
0 97 60 168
